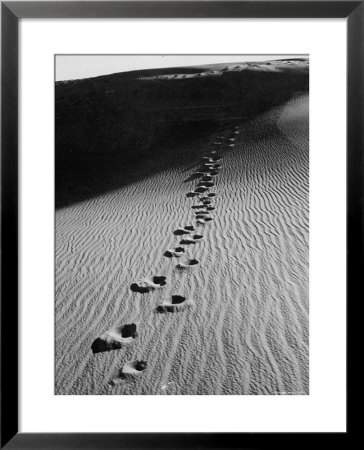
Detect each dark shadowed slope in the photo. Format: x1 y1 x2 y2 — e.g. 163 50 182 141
56 58 308 208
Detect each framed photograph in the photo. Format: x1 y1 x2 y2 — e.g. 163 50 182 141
1 1 356 448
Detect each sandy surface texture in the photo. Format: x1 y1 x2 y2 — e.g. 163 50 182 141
55 94 309 395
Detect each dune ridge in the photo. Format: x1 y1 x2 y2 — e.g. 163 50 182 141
56 94 309 395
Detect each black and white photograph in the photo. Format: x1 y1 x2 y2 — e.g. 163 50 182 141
55 55 309 395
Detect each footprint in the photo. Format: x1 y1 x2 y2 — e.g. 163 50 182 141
91 323 137 354
156 295 194 313
184 225 195 231
206 206 215 211
201 176 213 182
153 276 167 286
130 277 166 293
208 193 216 197
121 360 148 375
177 258 199 269
195 186 208 193
173 228 190 236
164 247 185 257
193 234 203 240
196 217 212 225
186 192 198 198
109 359 148 385
180 238 196 245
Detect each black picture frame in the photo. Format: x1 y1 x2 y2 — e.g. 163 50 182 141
1 1 357 448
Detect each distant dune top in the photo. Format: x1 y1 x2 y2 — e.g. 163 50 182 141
56 58 308 85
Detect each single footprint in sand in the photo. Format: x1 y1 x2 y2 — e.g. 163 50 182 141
109 360 148 385
196 217 213 225
195 214 209 220
201 176 213 182
180 234 203 244
91 323 137 354
156 295 194 313
122 360 147 375
173 227 191 236
177 258 199 269
195 186 208 193
164 247 185 258
180 238 195 245
192 204 210 209
186 191 198 198
130 276 166 293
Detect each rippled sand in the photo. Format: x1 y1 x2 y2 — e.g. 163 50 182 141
55 94 309 395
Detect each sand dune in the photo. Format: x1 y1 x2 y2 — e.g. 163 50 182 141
55 94 309 395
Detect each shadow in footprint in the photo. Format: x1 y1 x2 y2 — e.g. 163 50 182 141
130 276 166 293
156 295 193 313
177 258 199 268
195 187 208 193
164 247 185 258
201 176 213 182
130 283 150 293
153 276 166 286
198 182 214 188
91 323 137 354
173 228 190 236
110 360 148 383
180 238 195 245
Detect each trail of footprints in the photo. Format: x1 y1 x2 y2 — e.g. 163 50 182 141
91 126 240 387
